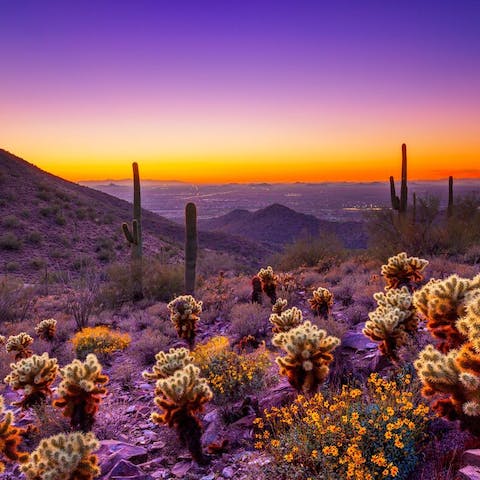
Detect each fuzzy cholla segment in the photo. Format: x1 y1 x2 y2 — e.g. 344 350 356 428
5 332 33 359
4 353 58 407
168 295 203 346
0 395 27 472
273 321 340 394
152 364 213 425
0 335 5 345
272 298 288 315
21 431 100 480
35 318 57 340
269 306 303 333
143 347 193 381
414 274 480 352
363 287 417 361
381 252 428 290
308 287 334 317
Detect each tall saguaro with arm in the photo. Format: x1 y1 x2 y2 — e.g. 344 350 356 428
122 162 144 301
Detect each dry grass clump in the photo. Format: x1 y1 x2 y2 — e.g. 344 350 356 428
229 303 270 339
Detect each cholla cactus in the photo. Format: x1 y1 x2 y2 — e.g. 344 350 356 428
363 287 418 362
308 287 334 319
143 347 193 381
269 306 303 333
0 335 5 346
152 364 213 464
272 321 340 394
168 295 203 349
35 318 57 341
413 274 480 352
272 298 288 315
381 252 429 290
5 332 33 360
0 395 28 474
4 353 58 408
257 266 278 304
21 431 100 480
53 354 108 432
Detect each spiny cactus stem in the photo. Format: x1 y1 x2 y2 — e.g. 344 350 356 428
448 175 454 217
400 143 408 213
185 202 198 296
122 223 134 244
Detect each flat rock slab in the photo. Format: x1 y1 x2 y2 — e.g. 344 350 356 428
463 450 480 468
341 332 377 351
458 465 480 480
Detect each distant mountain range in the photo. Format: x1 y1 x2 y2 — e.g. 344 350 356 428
199 203 368 249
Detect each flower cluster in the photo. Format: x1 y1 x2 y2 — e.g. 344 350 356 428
254 373 429 480
193 336 271 404
71 326 131 359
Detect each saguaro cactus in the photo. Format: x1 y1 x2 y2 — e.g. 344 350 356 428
121 162 143 301
448 175 454 217
390 143 408 213
185 202 198 296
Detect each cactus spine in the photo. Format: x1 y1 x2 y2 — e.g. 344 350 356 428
185 202 198 296
390 143 408 214
448 175 454 217
122 162 143 301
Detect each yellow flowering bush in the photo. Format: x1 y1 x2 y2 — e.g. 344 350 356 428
254 373 430 480
193 336 272 405
71 326 131 359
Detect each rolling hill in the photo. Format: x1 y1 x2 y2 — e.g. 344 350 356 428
0 149 272 279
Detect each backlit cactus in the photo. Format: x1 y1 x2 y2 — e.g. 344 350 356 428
143 347 193 381
269 306 303 333
413 274 480 352
35 318 57 341
53 354 108 432
0 395 28 473
21 431 100 480
363 286 418 362
257 266 278 304
4 353 58 408
168 295 203 349
272 321 340 394
5 332 33 360
0 335 5 345
251 275 263 305
308 287 334 319
152 364 213 464
272 298 288 315
121 161 144 301
381 252 429 291
185 202 198 296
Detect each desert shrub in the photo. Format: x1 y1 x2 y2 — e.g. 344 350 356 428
255 373 430 480
0 276 36 323
65 276 99 330
5 262 19 272
0 233 22 251
99 260 183 307
95 238 116 263
229 303 270 339
29 257 47 270
26 231 42 245
129 329 171 366
71 326 131 359
272 232 346 272
2 215 19 228
193 336 272 405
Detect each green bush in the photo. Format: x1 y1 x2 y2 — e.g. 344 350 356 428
0 233 22 251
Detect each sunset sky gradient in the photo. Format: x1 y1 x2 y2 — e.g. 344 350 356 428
1 1 479 182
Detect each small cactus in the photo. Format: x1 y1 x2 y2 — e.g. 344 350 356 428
4 353 58 408
5 332 33 360
308 287 334 319
21 431 100 480
0 395 28 474
152 364 213 464
35 318 57 341
0 335 5 346
257 266 278 304
251 276 263 305
272 298 288 315
53 354 108 432
413 274 480 352
270 306 303 333
363 287 418 362
272 321 340 394
168 295 203 349
381 252 429 291
143 347 193 381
